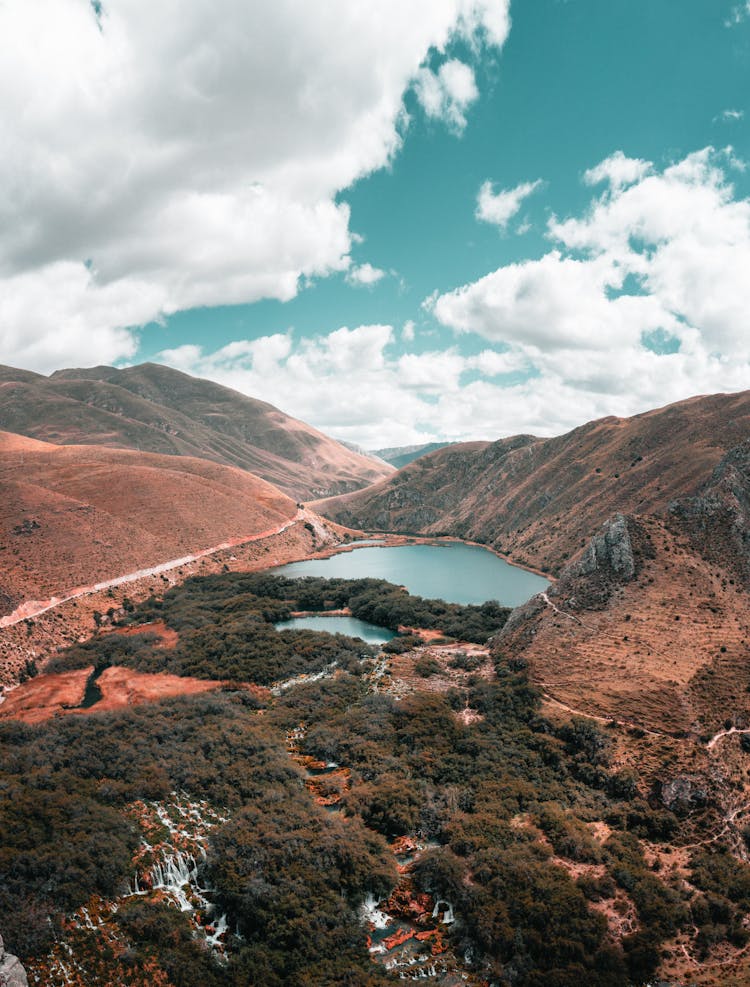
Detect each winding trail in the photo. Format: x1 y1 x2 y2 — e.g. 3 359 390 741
707 725 750 750
0 510 305 630
541 690 668 739
540 592 596 631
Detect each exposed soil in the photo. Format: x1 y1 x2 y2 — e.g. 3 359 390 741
109 620 179 649
0 664 266 725
503 516 750 737
0 505 353 687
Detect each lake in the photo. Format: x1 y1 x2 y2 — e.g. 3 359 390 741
271 541 549 607
275 614 396 644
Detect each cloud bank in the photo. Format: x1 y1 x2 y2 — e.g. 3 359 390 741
0 0 509 372
163 147 750 448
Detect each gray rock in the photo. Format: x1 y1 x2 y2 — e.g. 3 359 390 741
0 934 29 987
570 513 636 581
658 775 709 817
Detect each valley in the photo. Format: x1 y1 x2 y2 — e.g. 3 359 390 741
2 375 750 987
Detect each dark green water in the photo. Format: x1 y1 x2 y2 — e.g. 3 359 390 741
275 615 396 643
271 542 549 607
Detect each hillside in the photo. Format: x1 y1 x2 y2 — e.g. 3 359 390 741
0 362 393 500
373 441 454 469
318 390 750 575
0 430 303 618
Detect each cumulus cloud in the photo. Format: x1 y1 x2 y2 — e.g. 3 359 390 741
583 151 652 191
476 179 543 229
433 147 750 430
156 325 538 447
0 0 509 371
347 263 388 287
414 59 479 132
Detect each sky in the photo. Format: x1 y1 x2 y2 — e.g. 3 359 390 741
2 0 750 448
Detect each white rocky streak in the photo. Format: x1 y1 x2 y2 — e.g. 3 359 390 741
359 893 391 930
431 899 455 924
272 661 339 694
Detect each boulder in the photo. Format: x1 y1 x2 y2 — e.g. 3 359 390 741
0 935 29 987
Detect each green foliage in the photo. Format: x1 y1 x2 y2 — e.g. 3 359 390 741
0 569 720 984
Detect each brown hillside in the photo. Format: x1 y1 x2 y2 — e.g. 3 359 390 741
0 362 393 500
0 430 298 615
316 390 750 575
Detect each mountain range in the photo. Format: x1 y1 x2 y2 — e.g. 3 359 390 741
318 390 750 576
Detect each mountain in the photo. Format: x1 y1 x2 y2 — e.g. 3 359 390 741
372 441 453 469
0 362 393 500
0 430 304 619
318 390 750 575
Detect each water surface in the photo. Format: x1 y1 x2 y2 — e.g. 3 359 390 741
275 615 395 644
272 542 549 607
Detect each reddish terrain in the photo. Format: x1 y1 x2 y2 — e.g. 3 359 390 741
0 664 267 725
0 362 393 499
316 389 750 575
0 429 297 614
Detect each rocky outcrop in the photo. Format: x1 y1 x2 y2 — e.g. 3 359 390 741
668 440 750 584
568 513 637 581
551 513 651 614
493 513 649 660
0 935 28 987
656 775 710 817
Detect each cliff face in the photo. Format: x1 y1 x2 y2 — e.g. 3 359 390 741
0 935 28 987
668 439 750 585
317 390 750 575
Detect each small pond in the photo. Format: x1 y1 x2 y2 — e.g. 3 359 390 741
274 615 395 644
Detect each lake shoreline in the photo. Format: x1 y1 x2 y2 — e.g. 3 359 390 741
307 531 554 583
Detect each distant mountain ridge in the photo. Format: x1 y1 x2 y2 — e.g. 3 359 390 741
372 441 454 469
317 390 750 576
0 362 393 500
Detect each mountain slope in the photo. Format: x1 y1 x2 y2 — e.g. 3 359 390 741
317 390 750 575
0 363 393 500
0 430 302 617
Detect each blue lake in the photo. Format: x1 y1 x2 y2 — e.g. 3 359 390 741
275 615 396 644
271 541 549 607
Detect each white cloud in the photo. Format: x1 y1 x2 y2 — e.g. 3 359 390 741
347 263 387 286
402 320 416 341
476 178 542 229
726 3 750 26
432 147 750 430
155 326 543 447
716 108 744 123
0 0 509 372
583 151 652 191
414 59 479 132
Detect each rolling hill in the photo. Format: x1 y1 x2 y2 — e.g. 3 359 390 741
317 390 750 576
0 362 393 500
0 430 306 618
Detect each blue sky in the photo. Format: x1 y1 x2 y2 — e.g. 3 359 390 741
3 0 750 446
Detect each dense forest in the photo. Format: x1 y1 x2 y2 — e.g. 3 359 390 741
2 572 749 985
